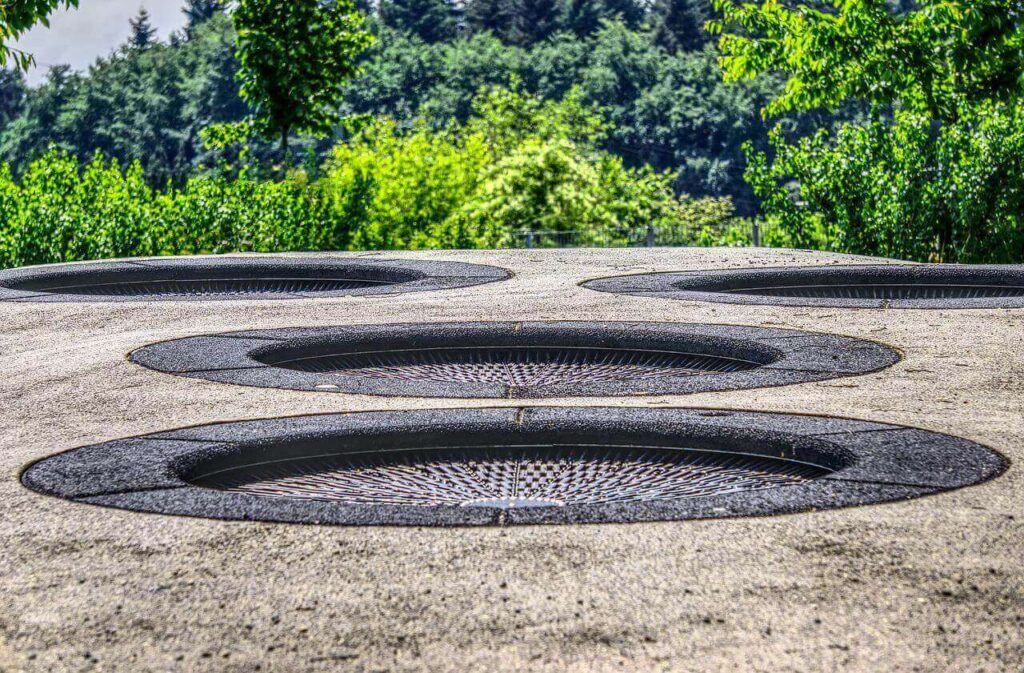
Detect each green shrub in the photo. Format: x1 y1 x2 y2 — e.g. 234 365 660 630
151 172 341 255
323 87 734 249
0 153 154 267
745 101 1024 263
323 118 491 249
0 150 336 268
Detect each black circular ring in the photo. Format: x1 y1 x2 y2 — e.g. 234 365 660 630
583 265 1024 309
128 322 900 398
20 408 1006 526
0 256 510 302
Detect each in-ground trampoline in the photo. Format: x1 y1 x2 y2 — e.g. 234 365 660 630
583 265 1024 309
0 256 510 302
129 322 900 398
21 408 1005 526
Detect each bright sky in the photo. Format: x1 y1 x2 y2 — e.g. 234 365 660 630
14 1 188 85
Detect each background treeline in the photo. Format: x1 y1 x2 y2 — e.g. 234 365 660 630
0 86 751 269
1 0 1021 266
0 0 816 214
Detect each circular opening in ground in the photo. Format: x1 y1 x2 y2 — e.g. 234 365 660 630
10 263 413 298
131 322 900 398
25 276 393 298
583 265 1024 309
258 345 764 387
188 444 829 508
22 408 1005 526
0 257 509 302
725 283 1024 300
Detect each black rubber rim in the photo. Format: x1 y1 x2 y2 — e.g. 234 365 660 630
0 256 510 302
20 408 1007 526
128 322 900 398
582 265 1024 309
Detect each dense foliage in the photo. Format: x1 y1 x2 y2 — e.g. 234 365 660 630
328 88 737 249
0 89 739 268
713 0 1024 121
746 102 1024 262
345 23 800 212
715 0 1024 262
0 152 337 268
0 2 790 213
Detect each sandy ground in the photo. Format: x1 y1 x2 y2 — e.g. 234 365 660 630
0 247 1021 672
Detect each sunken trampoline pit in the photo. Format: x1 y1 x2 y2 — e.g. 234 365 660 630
21 408 1005 526
583 265 1024 309
129 321 900 398
0 256 509 302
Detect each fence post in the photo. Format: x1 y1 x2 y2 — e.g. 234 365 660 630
752 221 761 247
646 224 655 247
525 231 534 249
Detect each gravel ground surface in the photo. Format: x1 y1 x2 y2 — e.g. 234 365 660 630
1 248 1021 672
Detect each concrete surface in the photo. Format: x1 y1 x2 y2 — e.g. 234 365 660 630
0 247 1021 672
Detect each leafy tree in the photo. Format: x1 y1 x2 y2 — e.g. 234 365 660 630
379 0 460 43
232 0 374 159
128 8 158 49
461 0 567 47
341 28 444 120
410 32 525 121
745 102 1024 262
0 0 79 70
713 0 1024 262
597 0 644 29
0 65 80 162
343 21 789 210
710 0 1024 120
528 24 784 208
558 0 645 38
325 87 729 248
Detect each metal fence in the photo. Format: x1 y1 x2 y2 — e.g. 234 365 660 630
509 221 776 249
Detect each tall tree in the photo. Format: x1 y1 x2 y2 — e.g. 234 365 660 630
713 0 1024 261
379 0 461 43
128 8 158 49
0 64 79 161
465 0 566 45
232 0 374 160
